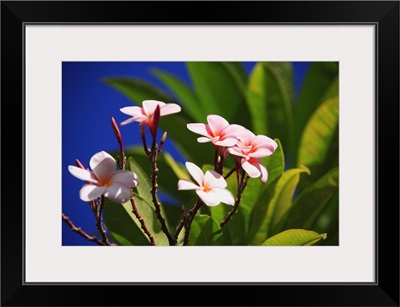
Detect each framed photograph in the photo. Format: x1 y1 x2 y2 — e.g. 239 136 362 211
2 1 399 306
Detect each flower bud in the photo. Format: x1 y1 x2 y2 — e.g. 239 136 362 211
75 159 85 169
111 117 123 147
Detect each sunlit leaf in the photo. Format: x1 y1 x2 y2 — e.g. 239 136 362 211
297 97 339 188
262 229 327 246
293 62 338 166
281 167 338 234
248 166 310 245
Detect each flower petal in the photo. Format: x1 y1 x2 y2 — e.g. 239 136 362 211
204 170 227 189
227 146 247 158
196 190 221 207
252 135 278 155
213 188 235 205
214 137 238 147
259 163 268 183
177 179 200 190
120 106 143 117
79 184 106 202
142 100 165 116
241 159 261 178
90 151 116 183
187 123 210 137
185 162 205 186
197 137 213 143
160 103 181 116
248 148 273 158
207 115 229 135
68 166 98 184
120 116 143 126
253 135 278 149
221 124 247 138
109 170 139 188
104 182 131 203
238 129 256 145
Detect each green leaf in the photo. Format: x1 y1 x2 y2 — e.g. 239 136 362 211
321 76 339 102
202 164 245 245
188 214 223 245
128 156 152 203
151 69 204 122
102 77 207 165
186 62 247 121
248 166 310 245
297 97 339 187
293 62 338 166
119 147 186 204
102 77 171 104
163 151 190 181
103 197 150 246
262 138 285 188
246 62 294 151
103 157 173 246
262 229 327 246
312 192 339 245
281 167 338 233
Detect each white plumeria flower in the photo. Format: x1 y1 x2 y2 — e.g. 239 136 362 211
228 129 277 183
187 114 246 147
68 151 139 203
120 100 181 127
178 162 235 207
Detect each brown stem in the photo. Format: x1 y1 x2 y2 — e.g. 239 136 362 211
220 175 250 228
62 213 106 246
130 195 156 246
150 151 176 245
183 198 203 246
224 165 240 180
95 196 114 246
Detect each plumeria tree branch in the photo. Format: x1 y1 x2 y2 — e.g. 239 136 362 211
220 173 250 228
183 198 203 246
62 213 107 246
96 196 113 245
177 162 235 244
130 194 156 246
148 141 176 246
112 121 156 245
121 101 181 246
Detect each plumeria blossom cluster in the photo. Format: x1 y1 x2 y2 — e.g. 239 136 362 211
186 114 278 183
65 99 277 246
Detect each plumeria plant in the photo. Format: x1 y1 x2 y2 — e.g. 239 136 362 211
63 62 339 246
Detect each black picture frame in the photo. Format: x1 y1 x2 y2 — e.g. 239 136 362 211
1 1 399 306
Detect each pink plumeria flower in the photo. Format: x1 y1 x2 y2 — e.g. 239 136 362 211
187 114 246 147
68 151 139 203
120 100 181 134
228 130 278 183
178 162 235 207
